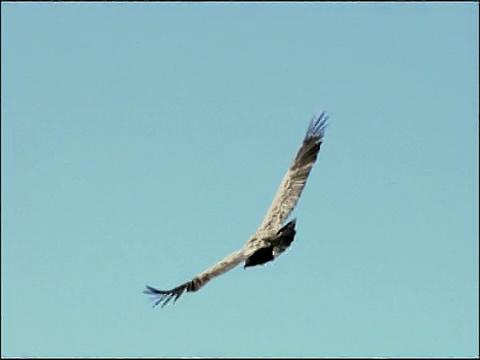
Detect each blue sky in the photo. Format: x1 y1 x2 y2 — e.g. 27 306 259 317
2 2 478 357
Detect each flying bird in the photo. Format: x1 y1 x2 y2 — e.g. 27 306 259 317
144 110 329 307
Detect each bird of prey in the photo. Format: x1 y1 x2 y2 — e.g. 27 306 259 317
144 110 329 307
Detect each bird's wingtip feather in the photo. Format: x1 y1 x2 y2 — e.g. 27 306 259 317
144 284 187 308
306 110 329 139
143 285 172 308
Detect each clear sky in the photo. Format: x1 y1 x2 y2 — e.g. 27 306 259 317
1 2 478 358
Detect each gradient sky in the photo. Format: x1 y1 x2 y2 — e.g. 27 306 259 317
2 2 478 358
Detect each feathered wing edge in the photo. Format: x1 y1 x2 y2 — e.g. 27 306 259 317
253 110 329 238
144 250 246 308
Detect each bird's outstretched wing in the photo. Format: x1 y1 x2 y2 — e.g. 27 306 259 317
253 111 329 238
144 250 246 308
145 110 329 308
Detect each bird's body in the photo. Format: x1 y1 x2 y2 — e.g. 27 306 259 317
244 218 297 268
144 110 329 307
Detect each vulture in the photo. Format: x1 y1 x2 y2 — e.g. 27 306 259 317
144 110 329 307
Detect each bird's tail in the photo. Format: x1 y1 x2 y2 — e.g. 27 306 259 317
272 218 297 258
278 218 297 234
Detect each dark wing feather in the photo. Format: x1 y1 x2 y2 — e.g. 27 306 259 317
253 111 329 238
143 284 188 308
144 250 246 308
